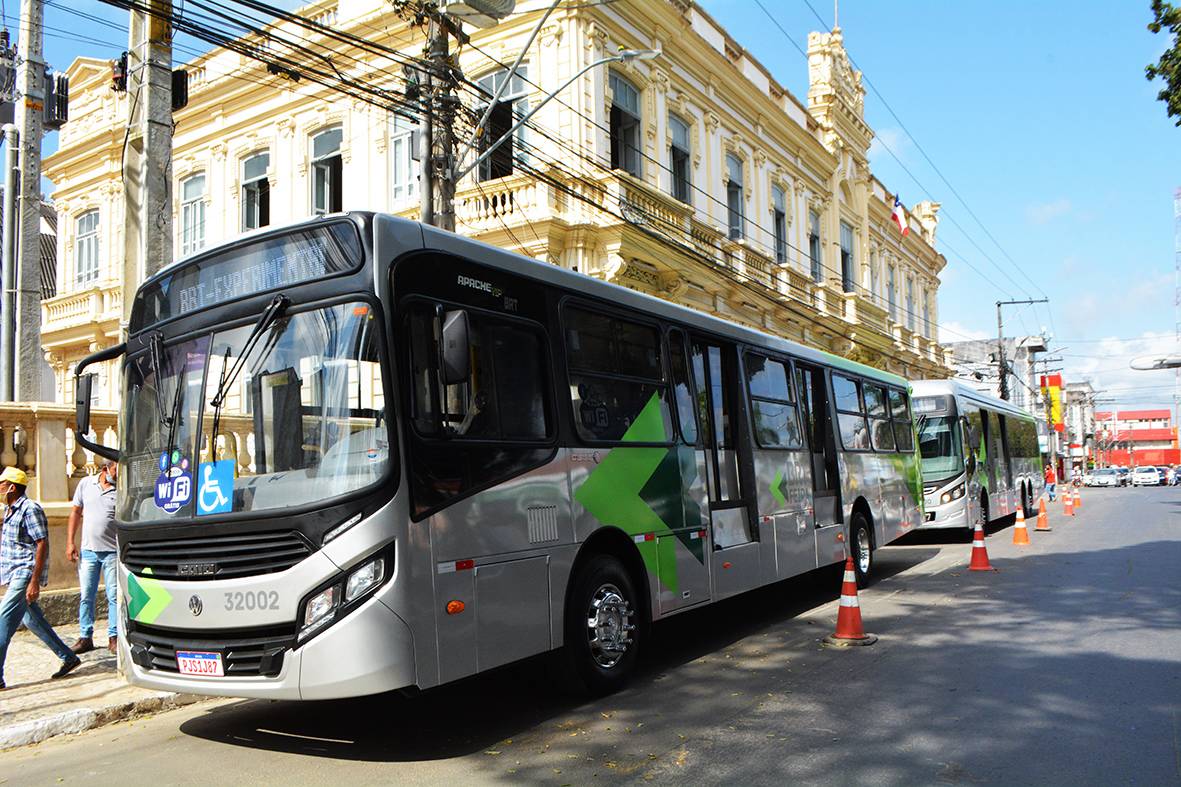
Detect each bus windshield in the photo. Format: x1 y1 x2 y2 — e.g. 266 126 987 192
918 415 963 483
119 300 388 522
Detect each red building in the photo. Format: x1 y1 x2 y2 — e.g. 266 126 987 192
1095 409 1180 467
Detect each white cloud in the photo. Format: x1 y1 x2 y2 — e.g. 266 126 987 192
1064 331 1181 410
939 321 990 343
868 127 911 164
1026 198 1072 225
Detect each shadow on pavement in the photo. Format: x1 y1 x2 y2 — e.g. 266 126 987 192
178 547 942 762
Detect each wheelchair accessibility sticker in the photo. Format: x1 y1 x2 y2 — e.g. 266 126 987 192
197 459 234 516
153 451 193 514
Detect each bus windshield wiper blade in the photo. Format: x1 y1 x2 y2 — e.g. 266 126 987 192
148 332 172 427
209 294 289 411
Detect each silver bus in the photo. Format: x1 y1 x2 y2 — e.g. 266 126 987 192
75 213 923 700
912 379 1044 532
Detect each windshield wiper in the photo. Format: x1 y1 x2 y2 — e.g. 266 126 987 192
208 294 289 446
148 332 172 427
916 414 929 435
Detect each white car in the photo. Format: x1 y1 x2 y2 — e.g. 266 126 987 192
1132 466 1162 486
1086 468 1120 487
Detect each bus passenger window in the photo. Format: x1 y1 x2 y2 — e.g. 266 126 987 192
668 331 698 445
865 384 895 451
745 353 802 449
833 374 870 451
889 389 915 451
565 306 673 443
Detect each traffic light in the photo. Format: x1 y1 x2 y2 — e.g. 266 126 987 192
112 52 128 92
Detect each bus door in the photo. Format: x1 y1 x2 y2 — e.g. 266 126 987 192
795 363 842 538
690 338 761 599
993 413 1012 513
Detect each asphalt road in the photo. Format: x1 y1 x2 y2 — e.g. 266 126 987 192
3 486 1179 785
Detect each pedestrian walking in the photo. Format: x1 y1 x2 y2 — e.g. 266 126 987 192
66 459 118 655
0 466 81 689
1044 464 1057 502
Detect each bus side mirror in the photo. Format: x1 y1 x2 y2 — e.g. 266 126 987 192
75 373 94 436
73 343 124 463
441 309 470 385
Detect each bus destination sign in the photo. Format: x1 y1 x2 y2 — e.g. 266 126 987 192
132 222 362 332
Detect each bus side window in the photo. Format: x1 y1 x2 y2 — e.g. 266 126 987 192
865 384 894 451
832 373 869 451
745 353 801 449
565 305 673 444
668 329 699 446
888 389 914 451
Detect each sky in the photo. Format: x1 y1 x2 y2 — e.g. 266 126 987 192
16 1 1181 412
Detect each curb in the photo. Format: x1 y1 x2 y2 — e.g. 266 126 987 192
0 691 206 751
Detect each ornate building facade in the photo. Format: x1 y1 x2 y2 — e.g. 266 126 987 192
42 0 949 409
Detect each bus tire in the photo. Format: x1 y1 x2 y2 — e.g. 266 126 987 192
562 553 643 696
850 511 873 589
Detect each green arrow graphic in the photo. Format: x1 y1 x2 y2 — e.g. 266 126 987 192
126 571 173 624
575 394 681 593
770 468 787 508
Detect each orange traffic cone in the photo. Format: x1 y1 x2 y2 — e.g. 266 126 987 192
1064 492 1074 517
1073 487 1082 511
968 521 996 571
1012 507 1031 545
822 557 878 648
1035 498 1051 532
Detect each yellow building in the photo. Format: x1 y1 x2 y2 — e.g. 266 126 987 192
42 0 949 410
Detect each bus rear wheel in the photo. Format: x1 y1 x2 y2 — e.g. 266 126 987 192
563 554 643 696
850 512 873 589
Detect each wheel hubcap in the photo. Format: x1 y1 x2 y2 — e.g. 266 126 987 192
585 583 634 669
856 527 871 573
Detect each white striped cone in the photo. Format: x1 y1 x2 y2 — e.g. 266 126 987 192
968 522 995 571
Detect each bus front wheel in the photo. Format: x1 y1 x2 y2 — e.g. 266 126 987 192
563 554 643 696
850 512 873 589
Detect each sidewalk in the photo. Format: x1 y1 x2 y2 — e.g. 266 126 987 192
0 617 203 750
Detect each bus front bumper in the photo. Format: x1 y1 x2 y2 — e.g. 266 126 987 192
122 593 417 701
917 500 969 530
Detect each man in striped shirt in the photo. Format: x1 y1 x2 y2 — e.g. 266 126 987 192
0 467 81 689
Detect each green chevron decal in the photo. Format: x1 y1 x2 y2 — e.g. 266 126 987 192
126 570 173 625
770 468 788 508
575 393 706 593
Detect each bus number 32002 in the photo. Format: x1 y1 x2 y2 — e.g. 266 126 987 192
224 591 280 612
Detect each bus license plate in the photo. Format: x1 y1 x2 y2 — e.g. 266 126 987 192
176 651 225 677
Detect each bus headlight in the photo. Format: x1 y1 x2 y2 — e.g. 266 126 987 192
301 586 339 640
940 484 966 504
297 545 393 643
345 557 385 603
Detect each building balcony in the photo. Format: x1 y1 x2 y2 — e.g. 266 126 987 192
41 282 123 349
0 402 118 589
455 172 558 236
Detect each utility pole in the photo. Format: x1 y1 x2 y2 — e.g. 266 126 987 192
13 0 44 400
420 13 457 232
1038 354 1063 474
996 297 1049 400
1 124 17 401
122 0 173 326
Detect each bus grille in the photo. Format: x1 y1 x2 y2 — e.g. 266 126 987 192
126 622 294 678
122 531 314 580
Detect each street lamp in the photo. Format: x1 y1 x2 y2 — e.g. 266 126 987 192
455 47 662 181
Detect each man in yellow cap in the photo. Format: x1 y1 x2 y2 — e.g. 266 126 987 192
0 466 81 689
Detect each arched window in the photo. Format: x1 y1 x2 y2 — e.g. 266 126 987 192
311 126 343 216
609 72 641 177
180 173 206 255
726 154 744 240
74 210 100 287
839 221 854 293
476 66 529 182
242 152 270 231
808 209 822 282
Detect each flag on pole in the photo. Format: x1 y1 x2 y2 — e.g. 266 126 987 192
892 196 909 236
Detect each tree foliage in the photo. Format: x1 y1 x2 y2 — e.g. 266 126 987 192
1147 0 1181 126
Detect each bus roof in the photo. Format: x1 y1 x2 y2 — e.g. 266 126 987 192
910 379 1039 422
410 217 910 388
